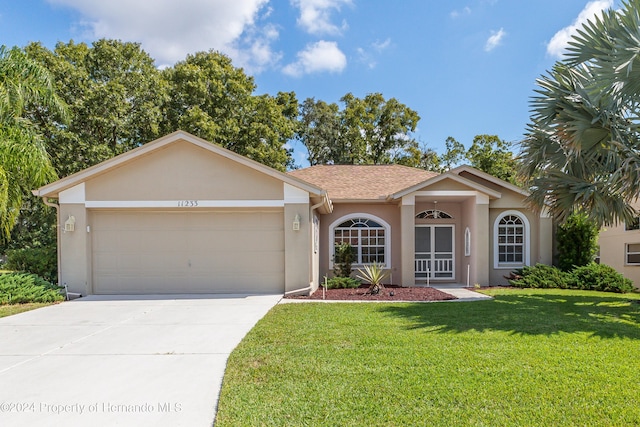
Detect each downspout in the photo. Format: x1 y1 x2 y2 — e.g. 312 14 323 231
283 197 329 297
41 196 61 286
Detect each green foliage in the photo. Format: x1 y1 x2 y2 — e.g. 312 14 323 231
333 242 356 278
325 276 360 289
556 212 599 271
356 261 391 295
437 135 519 183
519 0 640 226
570 263 634 293
509 263 634 294
356 262 390 286
6 246 57 283
439 136 466 171
508 264 572 289
0 45 64 242
25 39 166 177
0 272 63 304
297 92 420 166
163 50 296 171
466 135 518 184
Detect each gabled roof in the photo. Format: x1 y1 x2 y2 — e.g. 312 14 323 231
288 164 438 201
34 130 332 212
449 165 529 197
389 168 503 200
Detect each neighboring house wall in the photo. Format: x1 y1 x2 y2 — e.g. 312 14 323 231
599 221 640 289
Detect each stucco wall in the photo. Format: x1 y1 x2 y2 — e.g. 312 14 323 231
599 223 640 289
85 139 284 201
319 203 401 284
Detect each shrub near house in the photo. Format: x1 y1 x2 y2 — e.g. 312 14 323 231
0 273 64 304
509 263 634 293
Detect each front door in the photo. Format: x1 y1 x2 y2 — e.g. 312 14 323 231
415 225 454 280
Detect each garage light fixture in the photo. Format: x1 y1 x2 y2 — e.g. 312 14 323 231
293 214 301 231
64 215 76 233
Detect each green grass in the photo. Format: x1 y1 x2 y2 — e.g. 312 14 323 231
0 302 54 318
216 289 640 426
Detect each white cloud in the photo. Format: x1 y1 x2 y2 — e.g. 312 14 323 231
485 28 506 52
450 6 471 19
290 0 352 35
46 0 279 70
357 38 391 69
372 38 391 52
547 0 613 58
282 40 346 77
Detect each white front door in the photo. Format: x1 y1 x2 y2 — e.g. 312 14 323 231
415 225 455 280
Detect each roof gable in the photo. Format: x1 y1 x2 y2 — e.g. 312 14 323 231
450 165 528 197
390 171 503 200
35 131 327 202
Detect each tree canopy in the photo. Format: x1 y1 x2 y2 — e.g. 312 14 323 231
520 0 640 226
163 50 297 171
296 92 420 165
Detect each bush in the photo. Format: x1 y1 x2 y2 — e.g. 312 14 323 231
333 243 356 278
508 264 572 289
556 213 599 271
0 272 64 304
325 277 360 289
6 246 57 283
569 263 634 293
508 263 634 294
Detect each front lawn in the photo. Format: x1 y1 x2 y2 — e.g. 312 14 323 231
216 289 640 426
0 303 54 318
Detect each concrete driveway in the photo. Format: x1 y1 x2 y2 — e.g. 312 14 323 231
0 294 281 427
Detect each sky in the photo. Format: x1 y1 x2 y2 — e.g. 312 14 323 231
0 0 620 167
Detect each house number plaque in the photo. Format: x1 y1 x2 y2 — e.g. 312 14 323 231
177 200 199 207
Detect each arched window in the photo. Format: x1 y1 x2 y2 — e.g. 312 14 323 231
493 211 530 268
416 210 453 219
330 215 390 267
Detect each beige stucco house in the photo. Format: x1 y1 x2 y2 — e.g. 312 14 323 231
597 211 640 288
35 131 553 295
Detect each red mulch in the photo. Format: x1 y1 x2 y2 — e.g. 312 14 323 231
285 284 457 302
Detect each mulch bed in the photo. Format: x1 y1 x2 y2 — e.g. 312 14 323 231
286 284 457 302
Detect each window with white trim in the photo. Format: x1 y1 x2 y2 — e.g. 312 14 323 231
494 211 530 268
464 227 471 257
626 243 640 265
497 215 524 263
331 216 388 266
416 210 453 219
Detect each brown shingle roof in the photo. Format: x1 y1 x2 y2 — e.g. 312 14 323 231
289 165 438 200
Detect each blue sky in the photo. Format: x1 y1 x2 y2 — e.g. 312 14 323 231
0 0 618 166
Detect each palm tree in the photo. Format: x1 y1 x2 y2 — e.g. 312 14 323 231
520 0 640 227
0 46 66 241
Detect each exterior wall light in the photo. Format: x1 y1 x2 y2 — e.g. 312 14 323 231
293 214 301 231
64 215 76 232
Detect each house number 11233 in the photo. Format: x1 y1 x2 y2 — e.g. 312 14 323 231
177 200 198 207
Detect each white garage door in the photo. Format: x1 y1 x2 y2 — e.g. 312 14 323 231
91 210 284 294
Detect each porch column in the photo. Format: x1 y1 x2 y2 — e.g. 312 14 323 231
400 195 415 286
538 209 553 265
475 194 490 286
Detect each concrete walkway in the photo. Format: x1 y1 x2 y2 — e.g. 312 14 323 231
0 294 281 427
431 286 493 301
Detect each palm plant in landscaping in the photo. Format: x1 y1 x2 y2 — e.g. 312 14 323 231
356 261 390 295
